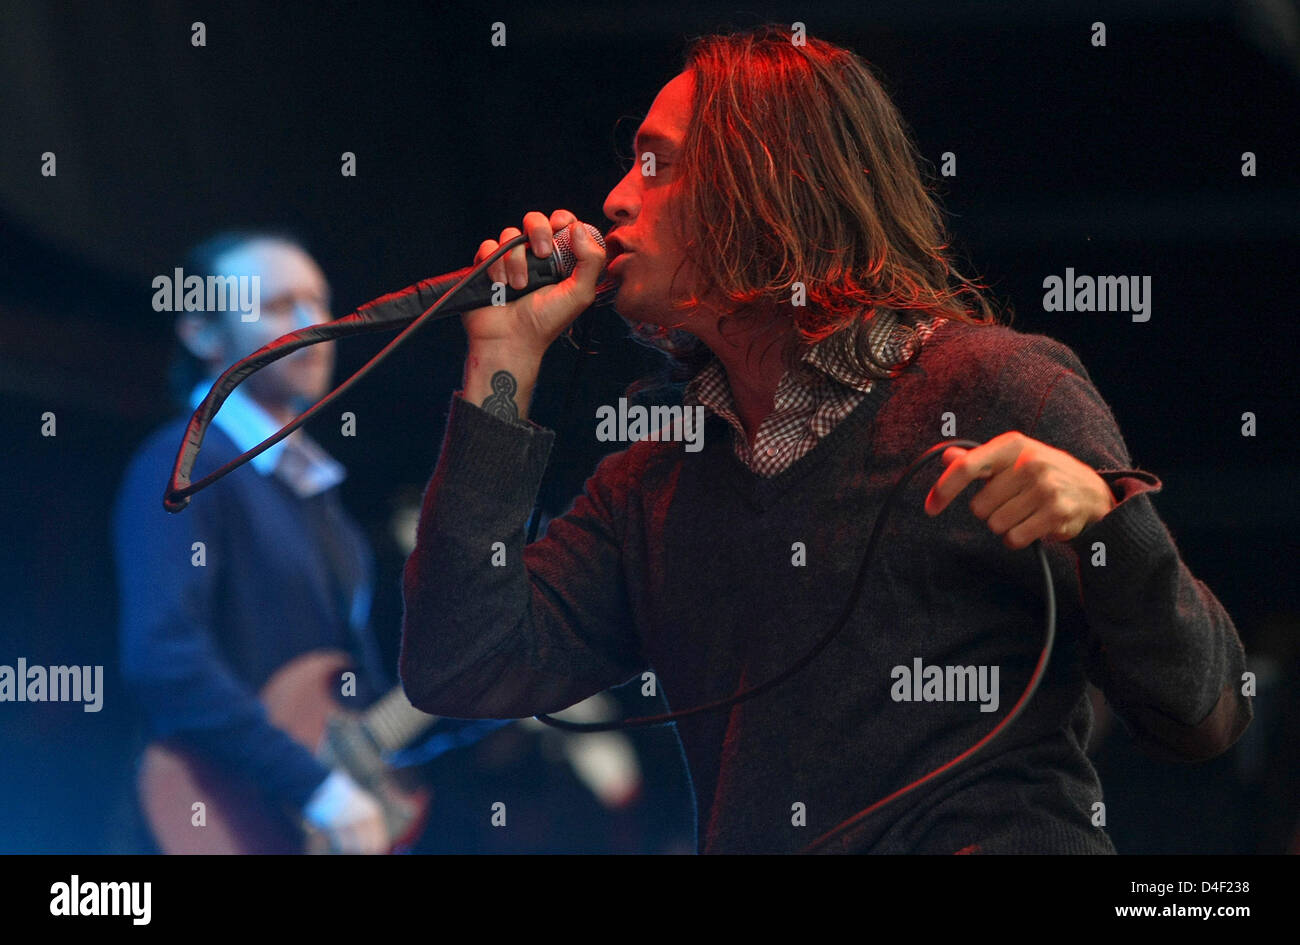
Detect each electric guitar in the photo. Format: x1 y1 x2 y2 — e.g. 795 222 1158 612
138 649 438 854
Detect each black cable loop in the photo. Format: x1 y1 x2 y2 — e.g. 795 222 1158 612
159 245 1057 852
163 236 532 512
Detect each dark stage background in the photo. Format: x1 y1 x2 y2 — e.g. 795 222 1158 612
0 0 1297 854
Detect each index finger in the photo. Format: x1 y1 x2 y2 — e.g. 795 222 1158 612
522 211 553 256
924 438 1019 516
549 209 578 236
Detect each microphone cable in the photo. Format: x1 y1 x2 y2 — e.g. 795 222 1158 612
160 234 1057 853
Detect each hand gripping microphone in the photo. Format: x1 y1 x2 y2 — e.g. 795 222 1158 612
352 222 615 327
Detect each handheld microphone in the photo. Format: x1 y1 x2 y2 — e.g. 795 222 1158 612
355 222 616 328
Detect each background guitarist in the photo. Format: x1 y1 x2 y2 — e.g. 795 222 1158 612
113 230 394 854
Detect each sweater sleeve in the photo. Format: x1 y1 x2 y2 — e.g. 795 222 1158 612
113 444 331 811
1008 336 1252 762
399 392 647 719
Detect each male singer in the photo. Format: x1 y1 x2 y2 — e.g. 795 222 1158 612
398 26 1251 853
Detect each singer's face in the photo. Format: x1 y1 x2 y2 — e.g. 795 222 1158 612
209 240 335 412
602 70 704 328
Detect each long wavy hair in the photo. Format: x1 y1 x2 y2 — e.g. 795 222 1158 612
622 25 1004 398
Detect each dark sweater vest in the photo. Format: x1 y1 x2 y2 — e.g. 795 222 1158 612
400 318 1252 853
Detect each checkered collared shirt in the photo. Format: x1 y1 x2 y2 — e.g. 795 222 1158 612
683 310 944 478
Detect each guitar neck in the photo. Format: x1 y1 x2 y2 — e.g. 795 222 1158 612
362 685 439 752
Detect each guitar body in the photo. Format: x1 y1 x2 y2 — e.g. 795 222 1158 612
139 650 431 854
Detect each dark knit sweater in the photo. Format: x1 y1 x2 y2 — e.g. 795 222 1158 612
399 319 1252 854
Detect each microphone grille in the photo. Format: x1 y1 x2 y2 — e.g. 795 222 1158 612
553 222 617 308
551 222 603 273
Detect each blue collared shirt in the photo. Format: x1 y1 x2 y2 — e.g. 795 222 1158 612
189 379 370 633
189 380 345 498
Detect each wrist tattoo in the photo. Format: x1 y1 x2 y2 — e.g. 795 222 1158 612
482 370 521 423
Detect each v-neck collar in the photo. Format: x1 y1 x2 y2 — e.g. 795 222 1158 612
711 375 894 512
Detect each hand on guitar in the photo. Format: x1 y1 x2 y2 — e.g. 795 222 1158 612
138 652 433 854
302 769 388 854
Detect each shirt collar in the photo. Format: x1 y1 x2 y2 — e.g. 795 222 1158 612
800 309 902 392
189 380 345 498
684 309 929 413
